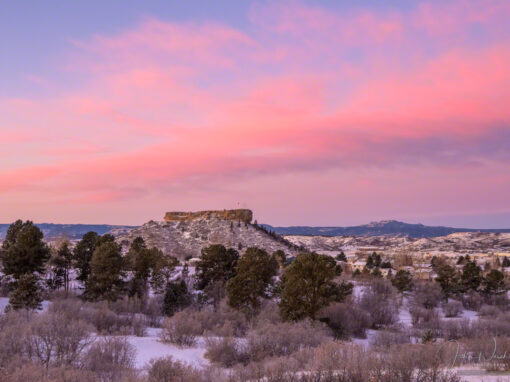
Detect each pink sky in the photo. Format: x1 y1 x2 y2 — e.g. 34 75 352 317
1 1 510 226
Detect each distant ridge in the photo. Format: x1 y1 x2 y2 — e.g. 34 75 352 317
262 220 510 238
0 223 135 241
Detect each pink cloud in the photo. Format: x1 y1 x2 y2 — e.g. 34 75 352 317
1 0 509 223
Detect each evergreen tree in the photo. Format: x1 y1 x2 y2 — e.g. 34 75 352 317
483 269 506 295
392 269 414 292
336 252 347 262
8 273 42 311
352 269 361 278
460 260 482 292
195 244 239 305
502 257 510 268
272 250 287 268
84 241 125 301
227 247 277 314
279 252 353 321
150 249 178 295
163 279 191 316
47 240 73 292
73 231 99 283
126 237 152 298
435 265 460 297
1 220 50 278
366 255 374 269
456 256 465 265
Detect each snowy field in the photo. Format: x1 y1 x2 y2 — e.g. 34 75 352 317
126 328 209 369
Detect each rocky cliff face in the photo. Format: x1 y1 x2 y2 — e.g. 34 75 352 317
111 217 295 260
164 209 253 224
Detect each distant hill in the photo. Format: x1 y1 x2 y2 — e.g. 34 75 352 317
262 220 510 238
0 223 135 241
112 219 299 260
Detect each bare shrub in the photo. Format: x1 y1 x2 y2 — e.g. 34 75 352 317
487 293 510 311
245 320 330 362
81 337 136 380
160 312 202 346
461 290 483 311
147 356 205 382
0 311 32 367
360 279 399 328
479 304 501 318
48 297 83 321
371 328 411 348
204 337 247 367
320 302 372 339
28 312 93 368
78 302 146 336
442 300 463 318
441 319 474 340
413 282 443 309
410 307 440 328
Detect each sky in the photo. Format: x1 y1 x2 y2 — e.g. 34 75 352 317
1 0 510 228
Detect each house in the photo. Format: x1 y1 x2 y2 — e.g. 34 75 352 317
351 260 367 272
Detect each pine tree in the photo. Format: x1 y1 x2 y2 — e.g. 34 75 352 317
483 269 506 295
227 247 277 314
272 250 287 268
1 220 50 278
84 241 125 301
73 231 99 284
195 244 239 305
435 265 460 297
150 249 178 295
279 252 353 321
163 279 191 316
502 257 510 268
48 240 73 292
392 269 414 292
336 252 347 262
8 273 42 311
460 260 482 292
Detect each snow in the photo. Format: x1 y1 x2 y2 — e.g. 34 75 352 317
0 297 50 314
126 328 209 370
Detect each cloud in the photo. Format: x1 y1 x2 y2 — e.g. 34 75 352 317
1 0 509 223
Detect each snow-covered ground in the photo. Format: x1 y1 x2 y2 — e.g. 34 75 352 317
0 296 50 314
126 328 209 369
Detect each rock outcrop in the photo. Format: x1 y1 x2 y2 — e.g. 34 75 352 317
164 209 253 224
112 216 296 260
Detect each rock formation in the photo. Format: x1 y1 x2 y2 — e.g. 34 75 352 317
164 209 253 224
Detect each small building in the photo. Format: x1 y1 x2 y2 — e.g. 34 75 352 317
351 260 367 272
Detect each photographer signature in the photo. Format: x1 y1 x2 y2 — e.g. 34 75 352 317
438 338 509 368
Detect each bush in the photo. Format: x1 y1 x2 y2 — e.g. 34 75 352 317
442 301 463 318
160 312 202 346
320 302 372 339
413 283 443 309
371 328 411 348
461 290 483 311
147 356 205 382
478 304 501 318
28 312 93 367
79 303 147 336
410 307 441 329
0 311 32 367
81 337 136 380
360 279 399 328
204 337 247 367
245 320 330 362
